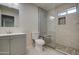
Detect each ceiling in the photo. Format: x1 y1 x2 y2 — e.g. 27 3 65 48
0 3 64 11
0 3 19 10
34 3 64 11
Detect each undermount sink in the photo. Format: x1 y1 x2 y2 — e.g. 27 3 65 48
0 33 25 36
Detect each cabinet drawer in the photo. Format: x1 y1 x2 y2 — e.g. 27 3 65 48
0 36 9 40
10 34 26 39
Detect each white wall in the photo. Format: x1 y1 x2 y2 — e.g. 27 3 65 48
19 3 38 33
47 3 79 49
19 3 38 49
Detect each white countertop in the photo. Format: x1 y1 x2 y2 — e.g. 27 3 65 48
0 33 26 37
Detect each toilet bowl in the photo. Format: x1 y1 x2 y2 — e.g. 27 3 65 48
35 39 45 51
32 32 45 51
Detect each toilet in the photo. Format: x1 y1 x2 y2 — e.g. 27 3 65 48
32 32 45 51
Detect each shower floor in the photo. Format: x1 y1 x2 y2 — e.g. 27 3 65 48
56 43 79 55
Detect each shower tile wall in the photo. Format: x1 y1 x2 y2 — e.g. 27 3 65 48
47 3 79 55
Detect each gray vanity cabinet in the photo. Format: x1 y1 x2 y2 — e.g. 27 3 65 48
10 34 26 55
0 34 26 55
0 36 10 55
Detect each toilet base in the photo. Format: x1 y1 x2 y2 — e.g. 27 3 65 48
35 45 44 52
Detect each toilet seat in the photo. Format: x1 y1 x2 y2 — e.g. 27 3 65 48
35 39 45 45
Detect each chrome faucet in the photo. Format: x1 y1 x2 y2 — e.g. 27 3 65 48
6 28 12 34
7 31 12 34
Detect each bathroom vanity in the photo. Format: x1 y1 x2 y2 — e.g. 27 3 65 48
0 33 26 55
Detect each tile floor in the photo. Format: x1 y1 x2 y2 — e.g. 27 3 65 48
26 46 65 55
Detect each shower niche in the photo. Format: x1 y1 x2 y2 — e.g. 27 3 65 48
58 17 66 25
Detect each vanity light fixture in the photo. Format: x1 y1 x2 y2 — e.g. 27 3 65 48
14 3 19 6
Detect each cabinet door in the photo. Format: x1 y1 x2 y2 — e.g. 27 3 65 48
0 36 10 55
10 35 26 55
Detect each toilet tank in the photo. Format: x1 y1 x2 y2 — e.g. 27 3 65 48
32 32 39 40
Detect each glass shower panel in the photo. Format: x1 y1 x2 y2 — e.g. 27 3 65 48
46 16 56 48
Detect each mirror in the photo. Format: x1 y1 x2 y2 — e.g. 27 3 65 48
0 4 19 27
1 14 14 27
